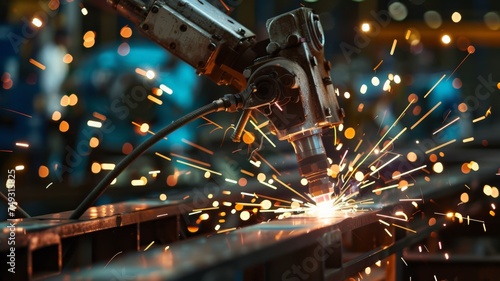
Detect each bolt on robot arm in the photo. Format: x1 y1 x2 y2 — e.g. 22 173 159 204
107 0 344 204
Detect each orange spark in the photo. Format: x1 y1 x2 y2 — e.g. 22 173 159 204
29 58 46 70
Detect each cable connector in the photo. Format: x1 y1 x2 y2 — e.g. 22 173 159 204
213 93 245 112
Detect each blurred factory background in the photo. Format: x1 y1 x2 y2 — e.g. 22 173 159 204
1 0 499 280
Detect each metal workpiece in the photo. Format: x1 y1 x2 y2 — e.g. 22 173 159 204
16 199 184 238
46 207 442 281
0 192 451 281
51 210 381 281
0 200 185 280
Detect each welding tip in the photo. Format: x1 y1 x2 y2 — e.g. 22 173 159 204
290 133 333 204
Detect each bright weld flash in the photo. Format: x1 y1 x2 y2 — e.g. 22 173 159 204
310 194 336 217
313 202 334 217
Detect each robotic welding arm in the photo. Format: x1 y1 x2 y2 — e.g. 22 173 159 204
107 0 344 204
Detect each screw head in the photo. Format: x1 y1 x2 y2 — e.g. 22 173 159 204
243 69 252 78
266 42 280 54
286 34 299 46
322 77 332 85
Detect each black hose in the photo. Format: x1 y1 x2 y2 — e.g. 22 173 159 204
70 94 244 220
0 191 31 218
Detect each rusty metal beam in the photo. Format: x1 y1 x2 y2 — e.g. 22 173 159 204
0 200 185 280
33 207 441 281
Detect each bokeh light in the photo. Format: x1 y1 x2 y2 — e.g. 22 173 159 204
407 152 417 162
460 193 469 203
122 143 133 155
118 42 130 56
484 12 500 30
32 17 43 27
140 123 149 133
344 127 355 139
361 23 370 32
120 26 133 38
89 137 99 148
424 11 442 29
360 84 367 94
52 111 61 121
83 31 96 48
451 12 462 23
240 211 250 221
388 2 408 21
91 162 101 174
38 165 49 178
59 121 69 132
63 54 73 64
441 34 451 44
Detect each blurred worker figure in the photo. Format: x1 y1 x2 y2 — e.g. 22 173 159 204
35 27 70 181
38 28 69 117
